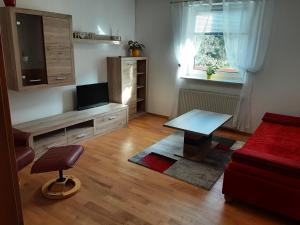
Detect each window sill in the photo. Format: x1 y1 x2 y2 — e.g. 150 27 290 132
180 74 244 85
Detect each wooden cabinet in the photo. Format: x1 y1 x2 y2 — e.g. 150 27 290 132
0 7 75 91
14 103 128 160
43 16 75 85
107 57 147 119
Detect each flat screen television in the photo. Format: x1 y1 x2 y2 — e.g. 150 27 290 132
76 83 109 110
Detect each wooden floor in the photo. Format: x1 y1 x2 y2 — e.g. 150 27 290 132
19 114 297 225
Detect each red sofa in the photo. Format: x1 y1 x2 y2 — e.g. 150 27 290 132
222 113 300 221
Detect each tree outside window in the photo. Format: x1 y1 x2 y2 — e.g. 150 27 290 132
193 11 239 74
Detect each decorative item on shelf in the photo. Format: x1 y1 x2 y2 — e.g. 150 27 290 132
206 64 218 80
73 31 121 43
87 32 94 39
128 40 145 57
3 0 16 6
73 31 95 39
73 31 86 39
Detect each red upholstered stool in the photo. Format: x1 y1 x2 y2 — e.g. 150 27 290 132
31 145 84 200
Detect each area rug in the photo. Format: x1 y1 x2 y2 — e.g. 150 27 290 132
129 132 245 190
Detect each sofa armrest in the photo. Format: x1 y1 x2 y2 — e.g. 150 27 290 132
262 112 300 127
13 128 31 147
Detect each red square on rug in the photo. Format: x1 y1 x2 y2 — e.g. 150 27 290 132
141 153 177 173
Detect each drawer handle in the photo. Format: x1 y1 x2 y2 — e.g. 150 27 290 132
76 133 87 139
46 144 57 149
29 79 42 83
109 116 116 120
56 76 66 80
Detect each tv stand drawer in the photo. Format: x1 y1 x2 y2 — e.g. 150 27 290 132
67 127 94 144
34 130 67 160
35 139 68 161
94 110 127 135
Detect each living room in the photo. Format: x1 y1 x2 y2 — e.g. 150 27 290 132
1 0 299 225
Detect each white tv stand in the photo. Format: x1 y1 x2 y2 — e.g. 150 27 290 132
14 103 128 160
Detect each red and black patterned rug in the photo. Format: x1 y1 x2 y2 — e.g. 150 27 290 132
129 132 244 190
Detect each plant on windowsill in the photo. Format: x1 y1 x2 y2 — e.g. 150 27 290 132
206 64 218 80
128 40 145 57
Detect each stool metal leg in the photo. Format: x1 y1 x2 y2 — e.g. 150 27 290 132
57 170 66 182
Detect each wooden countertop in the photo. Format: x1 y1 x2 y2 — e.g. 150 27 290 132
14 103 128 136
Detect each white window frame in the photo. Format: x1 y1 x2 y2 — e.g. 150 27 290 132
182 5 244 84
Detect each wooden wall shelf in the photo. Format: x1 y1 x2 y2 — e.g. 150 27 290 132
73 38 121 45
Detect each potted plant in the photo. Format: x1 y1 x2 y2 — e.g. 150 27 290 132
206 64 218 79
128 40 145 57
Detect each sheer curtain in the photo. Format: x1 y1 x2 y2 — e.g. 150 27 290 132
223 0 274 132
170 1 212 118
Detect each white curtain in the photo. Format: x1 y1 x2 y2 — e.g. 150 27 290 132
170 2 212 118
223 0 274 132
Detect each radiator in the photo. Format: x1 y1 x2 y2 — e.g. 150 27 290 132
178 89 240 128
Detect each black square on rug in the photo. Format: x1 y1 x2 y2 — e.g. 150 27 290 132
128 132 244 190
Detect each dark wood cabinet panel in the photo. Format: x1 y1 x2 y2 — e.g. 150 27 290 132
0 7 75 91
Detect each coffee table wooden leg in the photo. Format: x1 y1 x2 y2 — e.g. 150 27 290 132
184 132 212 147
174 131 217 161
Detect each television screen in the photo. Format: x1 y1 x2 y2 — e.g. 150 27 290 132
76 83 109 110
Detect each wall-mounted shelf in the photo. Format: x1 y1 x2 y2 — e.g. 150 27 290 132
73 38 121 45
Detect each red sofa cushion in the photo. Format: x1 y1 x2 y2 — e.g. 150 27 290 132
232 120 300 178
263 112 300 127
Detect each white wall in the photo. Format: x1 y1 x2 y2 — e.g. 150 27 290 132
1 0 135 124
135 0 176 117
136 0 300 132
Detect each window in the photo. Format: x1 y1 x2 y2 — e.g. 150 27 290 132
188 8 242 83
194 32 230 71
